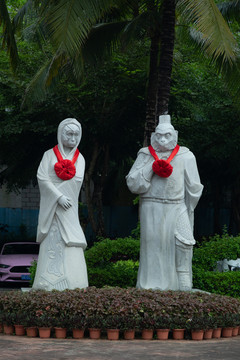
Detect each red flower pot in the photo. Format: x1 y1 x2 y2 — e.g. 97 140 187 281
38 327 51 338
26 327 38 337
14 324 25 336
89 328 101 339
107 329 120 340
142 329 153 340
156 329 170 340
3 324 14 335
172 329 185 340
124 329 135 340
191 330 204 341
232 326 239 337
222 327 233 338
203 329 213 340
72 328 85 339
212 328 221 339
54 327 67 339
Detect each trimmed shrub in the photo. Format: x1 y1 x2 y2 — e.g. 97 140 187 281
85 237 140 287
193 268 240 297
0 288 240 332
193 233 240 297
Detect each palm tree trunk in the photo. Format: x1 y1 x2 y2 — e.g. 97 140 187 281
156 0 176 117
144 34 160 146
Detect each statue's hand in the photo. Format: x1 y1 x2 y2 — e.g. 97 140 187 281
58 195 72 210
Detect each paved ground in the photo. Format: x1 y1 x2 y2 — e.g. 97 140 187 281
0 333 240 360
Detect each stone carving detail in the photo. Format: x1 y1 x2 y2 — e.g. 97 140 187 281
126 114 203 291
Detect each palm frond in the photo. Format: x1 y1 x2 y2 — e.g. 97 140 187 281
220 57 240 107
12 0 34 32
0 0 19 70
42 0 118 57
22 50 67 107
218 0 240 22
123 9 162 44
82 21 129 63
178 0 238 67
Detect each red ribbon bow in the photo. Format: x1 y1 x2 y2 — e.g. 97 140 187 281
53 145 79 180
148 144 180 178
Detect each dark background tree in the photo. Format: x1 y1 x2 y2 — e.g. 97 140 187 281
1 0 240 239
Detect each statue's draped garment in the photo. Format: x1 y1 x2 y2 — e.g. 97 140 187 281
126 146 203 290
33 119 88 291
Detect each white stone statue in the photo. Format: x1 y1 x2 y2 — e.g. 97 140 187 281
126 115 203 291
33 118 88 291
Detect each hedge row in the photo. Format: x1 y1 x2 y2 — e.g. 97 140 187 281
84 233 240 297
1 287 240 330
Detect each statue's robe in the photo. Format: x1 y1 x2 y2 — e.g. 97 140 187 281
126 146 203 290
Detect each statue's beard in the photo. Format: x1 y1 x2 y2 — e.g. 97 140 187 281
151 138 178 152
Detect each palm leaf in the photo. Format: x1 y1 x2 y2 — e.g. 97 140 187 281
22 50 67 107
81 21 129 63
178 0 238 66
218 0 240 22
42 0 119 57
12 0 34 32
0 0 19 70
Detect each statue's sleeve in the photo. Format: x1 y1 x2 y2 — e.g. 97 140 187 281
184 152 203 228
37 151 63 243
126 150 154 194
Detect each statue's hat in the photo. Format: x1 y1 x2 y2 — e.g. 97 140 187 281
155 114 174 132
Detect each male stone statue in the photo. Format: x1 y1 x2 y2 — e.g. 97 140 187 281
33 118 88 291
126 115 203 291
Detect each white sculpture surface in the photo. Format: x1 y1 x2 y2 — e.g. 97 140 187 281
126 115 203 291
33 118 88 291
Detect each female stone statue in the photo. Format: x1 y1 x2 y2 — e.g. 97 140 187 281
33 118 88 291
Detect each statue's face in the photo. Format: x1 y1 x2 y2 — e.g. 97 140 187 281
151 125 177 152
61 124 81 148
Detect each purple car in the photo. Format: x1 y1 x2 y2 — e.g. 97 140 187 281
0 242 39 283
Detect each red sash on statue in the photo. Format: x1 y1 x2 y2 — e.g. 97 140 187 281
148 144 180 178
53 145 79 180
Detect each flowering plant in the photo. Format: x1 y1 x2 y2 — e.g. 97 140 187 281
170 315 188 330
35 306 55 328
138 313 155 330
154 313 171 329
67 314 87 330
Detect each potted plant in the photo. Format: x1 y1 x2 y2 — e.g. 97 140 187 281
68 313 87 339
154 314 171 340
170 315 187 340
122 315 140 340
103 315 123 340
2 312 14 335
86 314 104 339
231 313 240 336
186 315 207 341
221 313 234 338
35 307 54 338
139 313 155 340
53 314 69 339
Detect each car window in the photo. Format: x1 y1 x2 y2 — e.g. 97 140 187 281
2 244 39 255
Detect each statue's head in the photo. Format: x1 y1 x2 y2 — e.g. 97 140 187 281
57 118 82 155
151 115 178 152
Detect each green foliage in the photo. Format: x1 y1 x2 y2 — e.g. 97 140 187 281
192 233 240 297
193 233 240 271
29 259 37 286
193 268 240 298
1 287 240 332
85 237 140 287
